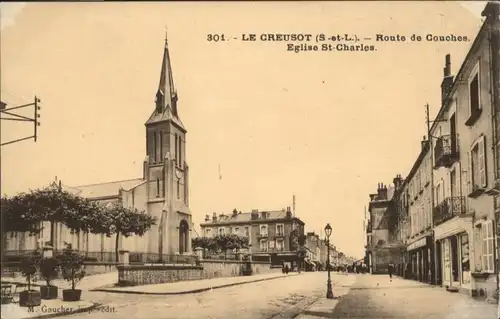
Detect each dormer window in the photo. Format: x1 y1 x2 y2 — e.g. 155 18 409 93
156 91 164 113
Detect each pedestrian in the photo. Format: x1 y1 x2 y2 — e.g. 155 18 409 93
282 264 286 274
388 262 394 281
285 264 289 274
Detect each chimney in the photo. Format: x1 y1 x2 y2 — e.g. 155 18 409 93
286 206 292 218
421 136 428 150
392 174 403 189
232 209 238 217
261 211 267 219
205 214 210 222
441 54 454 105
251 209 259 220
378 183 388 200
212 212 217 222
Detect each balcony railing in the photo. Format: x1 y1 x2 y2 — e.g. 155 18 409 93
433 196 466 226
434 134 459 168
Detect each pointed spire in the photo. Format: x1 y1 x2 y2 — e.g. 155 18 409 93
157 29 178 117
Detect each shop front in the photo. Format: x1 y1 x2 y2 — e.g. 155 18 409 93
406 234 433 283
434 216 473 293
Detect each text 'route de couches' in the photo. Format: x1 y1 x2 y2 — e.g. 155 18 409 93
206 33 471 53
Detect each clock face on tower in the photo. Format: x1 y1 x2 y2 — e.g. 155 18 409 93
175 168 182 179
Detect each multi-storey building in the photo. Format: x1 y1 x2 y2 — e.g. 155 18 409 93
4 36 194 260
372 2 499 301
404 138 434 284
429 4 498 298
365 183 403 274
305 232 321 270
199 207 306 269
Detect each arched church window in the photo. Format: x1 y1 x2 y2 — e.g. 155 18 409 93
159 131 163 161
156 178 160 197
153 132 157 163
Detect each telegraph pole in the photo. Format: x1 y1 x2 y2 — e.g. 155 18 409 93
0 96 41 146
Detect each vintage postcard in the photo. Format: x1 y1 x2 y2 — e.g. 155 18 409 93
1 1 499 318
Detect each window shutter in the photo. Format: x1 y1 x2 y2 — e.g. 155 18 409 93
467 151 473 193
479 136 487 188
486 221 495 272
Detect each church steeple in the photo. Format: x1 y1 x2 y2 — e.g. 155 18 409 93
146 33 185 131
157 31 178 117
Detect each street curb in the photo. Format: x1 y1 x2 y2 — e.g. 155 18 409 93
91 273 300 295
19 302 101 319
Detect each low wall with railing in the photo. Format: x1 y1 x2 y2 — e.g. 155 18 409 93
117 259 280 286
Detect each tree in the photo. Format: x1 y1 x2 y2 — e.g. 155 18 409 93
103 203 157 262
1 185 108 247
191 236 217 252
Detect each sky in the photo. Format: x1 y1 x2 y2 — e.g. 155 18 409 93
0 1 488 259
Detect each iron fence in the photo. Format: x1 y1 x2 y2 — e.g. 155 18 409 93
129 252 198 265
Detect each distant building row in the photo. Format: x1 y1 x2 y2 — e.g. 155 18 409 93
199 207 354 271
365 2 499 301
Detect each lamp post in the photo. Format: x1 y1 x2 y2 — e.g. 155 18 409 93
325 223 334 299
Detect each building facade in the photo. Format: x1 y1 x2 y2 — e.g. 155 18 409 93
366 2 499 302
305 232 321 271
4 37 194 260
365 183 403 274
429 5 498 298
199 207 306 269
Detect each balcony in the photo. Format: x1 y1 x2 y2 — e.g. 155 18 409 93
258 232 268 238
433 196 466 226
434 135 459 168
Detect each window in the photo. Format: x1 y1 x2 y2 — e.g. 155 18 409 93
474 220 495 273
276 224 284 236
159 131 163 161
260 225 268 236
469 68 480 113
218 228 225 236
156 178 160 197
234 227 239 234
177 180 180 199
471 136 487 189
174 133 178 164
260 239 268 252
466 62 481 126
245 226 250 237
178 136 182 168
205 228 212 237
153 132 157 163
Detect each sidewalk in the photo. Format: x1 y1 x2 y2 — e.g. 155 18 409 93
295 274 498 319
1 272 117 319
93 272 299 295
1 298 99 319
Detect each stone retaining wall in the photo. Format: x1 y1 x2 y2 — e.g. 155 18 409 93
117 260 281 286
1 262 118 279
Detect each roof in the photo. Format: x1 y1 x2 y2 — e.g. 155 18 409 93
200 209 304 226
62 178 144 199
146 106 185 131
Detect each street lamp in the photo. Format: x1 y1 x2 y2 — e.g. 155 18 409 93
324 223 334 299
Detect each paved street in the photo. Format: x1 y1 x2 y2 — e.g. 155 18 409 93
63 273 497 319
66 272 354 319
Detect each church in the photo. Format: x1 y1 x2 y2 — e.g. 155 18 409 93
4 36 194 260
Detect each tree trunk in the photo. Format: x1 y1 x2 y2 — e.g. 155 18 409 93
115 232 120 263
72 269 75 290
